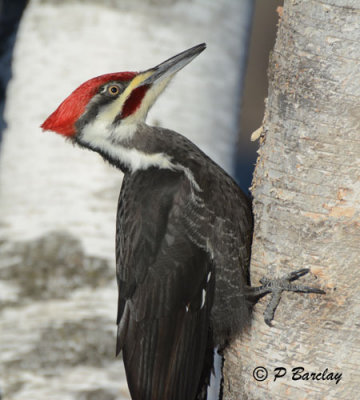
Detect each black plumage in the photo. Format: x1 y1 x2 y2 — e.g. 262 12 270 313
114 126 252 400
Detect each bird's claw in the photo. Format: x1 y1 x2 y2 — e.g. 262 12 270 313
254 268 325 326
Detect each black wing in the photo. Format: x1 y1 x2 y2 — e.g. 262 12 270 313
115 168 215 400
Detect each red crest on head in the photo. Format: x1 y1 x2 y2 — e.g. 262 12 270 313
41 72 137 136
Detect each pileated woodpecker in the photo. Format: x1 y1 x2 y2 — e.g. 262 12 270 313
42 44 324 400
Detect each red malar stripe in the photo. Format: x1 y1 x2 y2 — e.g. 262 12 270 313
121 85 149 119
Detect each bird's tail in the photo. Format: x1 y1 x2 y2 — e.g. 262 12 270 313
195 330 215 400
121 306 212 400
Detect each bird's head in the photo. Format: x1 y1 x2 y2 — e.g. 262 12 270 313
41 43 206 145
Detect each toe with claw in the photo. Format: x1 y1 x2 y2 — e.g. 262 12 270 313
246 268 325 326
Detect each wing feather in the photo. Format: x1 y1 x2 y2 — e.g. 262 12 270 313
115 168 214 400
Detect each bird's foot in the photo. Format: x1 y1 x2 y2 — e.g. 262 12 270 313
247 268 325 326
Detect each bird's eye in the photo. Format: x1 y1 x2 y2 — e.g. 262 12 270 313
107 85 121 96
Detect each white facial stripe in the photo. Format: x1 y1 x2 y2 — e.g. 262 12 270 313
93 72 153 124
93 71 171 128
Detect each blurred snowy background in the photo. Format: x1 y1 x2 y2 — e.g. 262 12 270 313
0 0 281 399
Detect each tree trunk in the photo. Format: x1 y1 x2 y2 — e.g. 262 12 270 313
223 0 360 399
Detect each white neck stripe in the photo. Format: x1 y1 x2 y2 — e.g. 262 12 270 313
81 120 201 191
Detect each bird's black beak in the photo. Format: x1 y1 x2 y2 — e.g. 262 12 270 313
139 43 206 87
